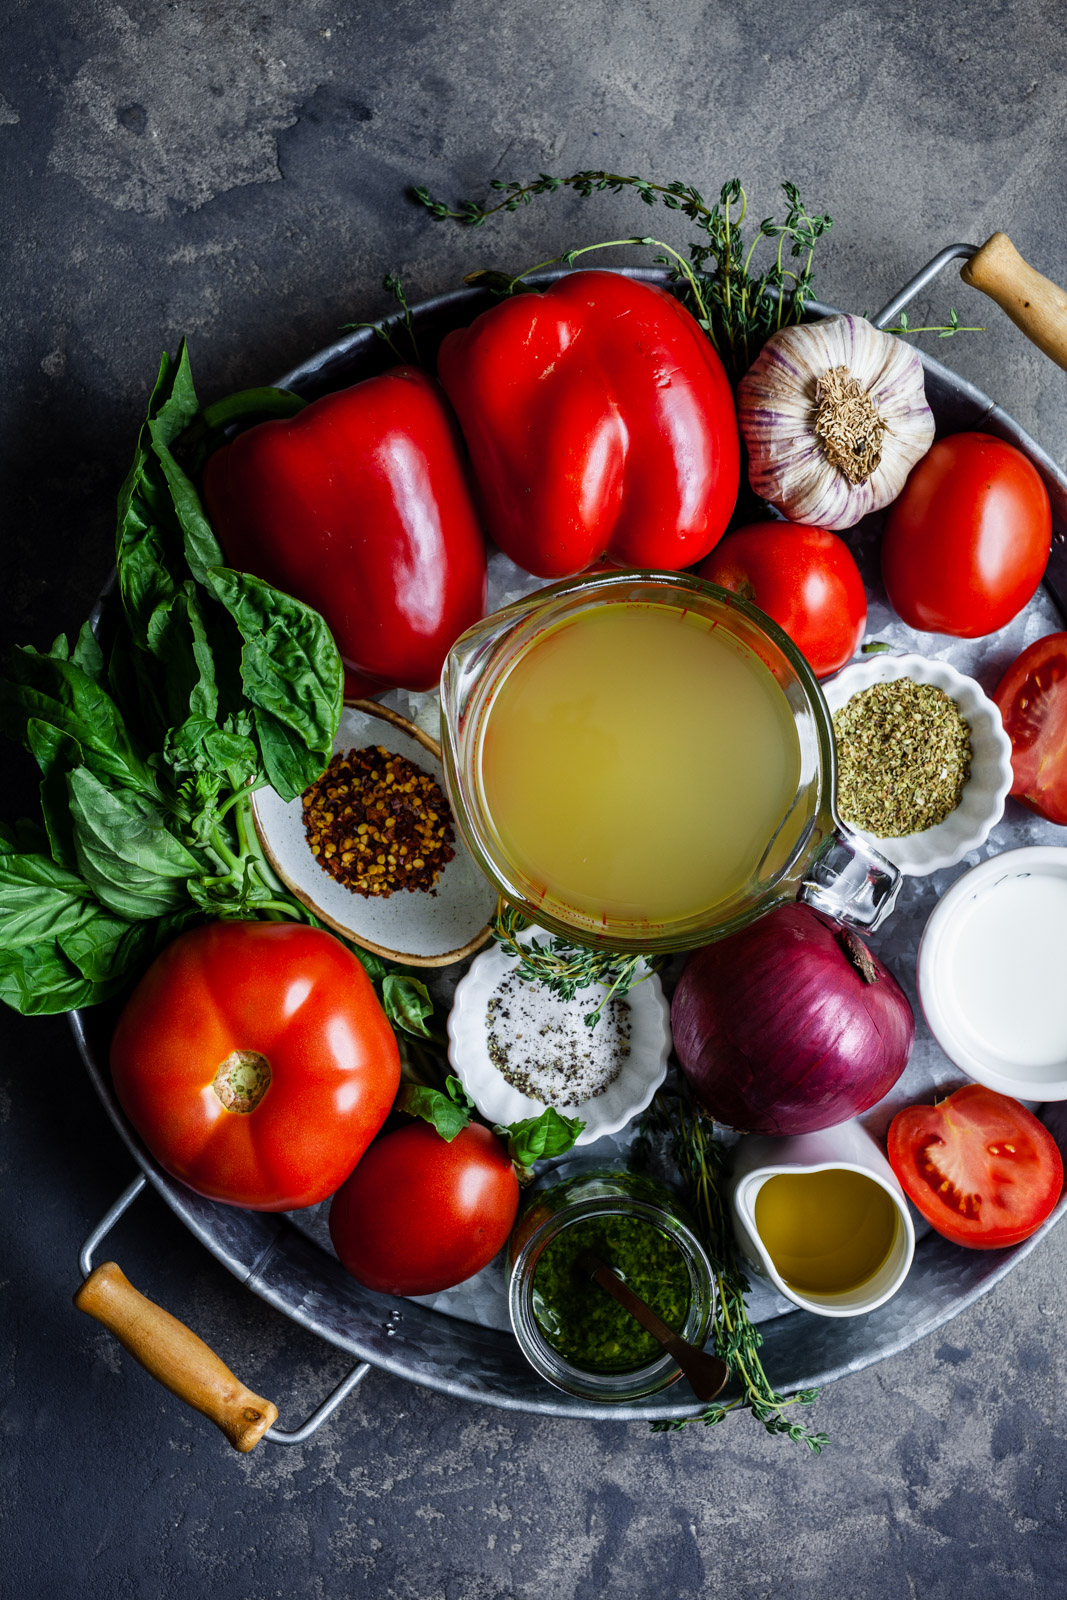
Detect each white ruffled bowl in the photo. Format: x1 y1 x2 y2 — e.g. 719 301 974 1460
447 944 672 1145
822 653 1013 876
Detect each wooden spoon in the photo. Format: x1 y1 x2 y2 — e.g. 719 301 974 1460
576 1249 729 1403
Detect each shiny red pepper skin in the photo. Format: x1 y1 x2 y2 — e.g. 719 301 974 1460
437 271 740 578
201 367 487 693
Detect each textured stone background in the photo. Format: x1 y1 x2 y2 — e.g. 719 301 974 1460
2 2 1067 1596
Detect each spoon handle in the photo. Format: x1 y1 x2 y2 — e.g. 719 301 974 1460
581 1254 729 1405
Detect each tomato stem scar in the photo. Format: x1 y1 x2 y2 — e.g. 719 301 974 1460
213 1050 272 1113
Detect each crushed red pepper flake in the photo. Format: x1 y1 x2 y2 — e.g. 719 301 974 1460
301 745 456 898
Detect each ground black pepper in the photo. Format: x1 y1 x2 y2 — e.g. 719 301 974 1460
485 970 630 1107
301 745 456 897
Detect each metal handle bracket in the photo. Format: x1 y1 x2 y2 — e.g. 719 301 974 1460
76 1174 372 1449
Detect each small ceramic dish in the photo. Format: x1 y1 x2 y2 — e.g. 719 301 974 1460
252 700 496 967
447 943 672 1145
822 653 1013 876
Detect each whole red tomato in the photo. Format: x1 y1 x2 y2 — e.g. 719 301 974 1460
888 1084 1062 1249
110 922 400 1211
329 1121 519 1295
696 521 866 677
882 433 1051 637
993 632 1067 824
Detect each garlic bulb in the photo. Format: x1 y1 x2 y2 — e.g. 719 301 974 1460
738 314 935 530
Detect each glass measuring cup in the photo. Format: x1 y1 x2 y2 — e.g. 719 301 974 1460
439 570 899 953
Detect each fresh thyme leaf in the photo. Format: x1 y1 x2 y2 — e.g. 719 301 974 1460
491 901 658 1026
642 1087 828 1452
415 170 834 383
343 270 421 363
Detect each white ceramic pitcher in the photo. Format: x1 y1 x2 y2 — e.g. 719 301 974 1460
729 1120 916 1318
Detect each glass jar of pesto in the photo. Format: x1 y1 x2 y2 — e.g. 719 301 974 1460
507 1168 716 1403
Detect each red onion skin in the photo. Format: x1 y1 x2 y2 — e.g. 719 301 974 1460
672 904 914 1136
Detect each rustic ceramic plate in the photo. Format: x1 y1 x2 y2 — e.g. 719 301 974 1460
251 699 495 966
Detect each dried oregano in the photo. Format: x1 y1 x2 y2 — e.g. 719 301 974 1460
833 679 972 836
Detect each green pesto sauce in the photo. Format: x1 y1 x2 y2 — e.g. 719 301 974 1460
531 1214 691 1373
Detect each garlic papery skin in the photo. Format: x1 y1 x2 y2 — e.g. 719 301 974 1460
738 314 935 530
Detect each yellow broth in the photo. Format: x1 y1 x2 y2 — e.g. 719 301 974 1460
479 602 802 924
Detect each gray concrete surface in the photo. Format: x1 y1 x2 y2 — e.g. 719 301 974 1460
2 2 1067 1595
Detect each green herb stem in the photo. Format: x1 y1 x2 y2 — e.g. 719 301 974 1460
644 1090 829 1452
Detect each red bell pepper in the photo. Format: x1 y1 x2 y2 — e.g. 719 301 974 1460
202 366 487 693
437 270 740 578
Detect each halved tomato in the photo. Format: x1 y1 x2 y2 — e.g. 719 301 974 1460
888 1084 1062 1249
993 632 1067 825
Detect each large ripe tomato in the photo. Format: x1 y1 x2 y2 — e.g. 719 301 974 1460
881 432 1051 637
110 922 400 1212
888 1084 1062 1249
329 1121 520 1295
993 632 1067 824
696 520 867 678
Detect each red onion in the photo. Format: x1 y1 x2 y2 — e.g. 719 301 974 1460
672 904 914 1135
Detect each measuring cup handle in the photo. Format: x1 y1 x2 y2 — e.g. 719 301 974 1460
797 829 901 931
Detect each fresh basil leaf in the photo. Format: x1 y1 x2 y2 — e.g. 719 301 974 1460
0 646 153 791
249 707 325 800
381 974 434 1038
146 350 225 584
207 568 342 801
445 1074 474 1109
24 720 85 869
501 1107 585 1170
107 628 169 756
57 905 140 982
68 766 200 920
115 345 201 649
71 621 106 685
0 846 98 948
396 1083 472 1143
163 713 258 781
0 941 107 1016
143 582 220 728
59 904 197 986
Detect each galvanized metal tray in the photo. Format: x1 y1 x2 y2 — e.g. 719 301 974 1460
72 251 1067 1434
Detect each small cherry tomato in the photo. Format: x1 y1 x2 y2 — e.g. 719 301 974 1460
110 921 400 1212
881 433 1051 637
887 1084 1062 1249
993 632 1067 825
329 1121 520 1295
696 520 866 677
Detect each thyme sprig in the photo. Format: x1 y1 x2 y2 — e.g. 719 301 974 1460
491 901 659 1028
875 308 984 339
641 1088 829 1451
344 271 420 363
415 172 833 383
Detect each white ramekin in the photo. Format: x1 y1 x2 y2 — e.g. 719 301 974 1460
917 846 1067 1100
822 653 1013 876
447 943 672 1145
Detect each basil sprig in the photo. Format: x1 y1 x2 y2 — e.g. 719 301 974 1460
0 342 424 1035
397 1075 585 1174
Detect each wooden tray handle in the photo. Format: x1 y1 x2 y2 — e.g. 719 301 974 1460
74 1260 278 1452
961 233 1067 372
